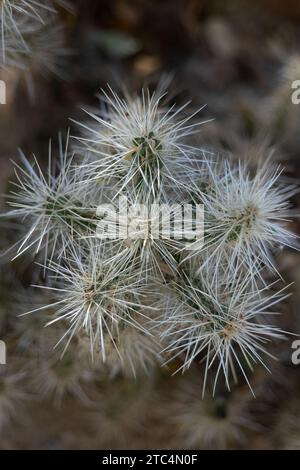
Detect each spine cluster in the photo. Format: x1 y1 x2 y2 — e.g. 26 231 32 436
4 86 298 393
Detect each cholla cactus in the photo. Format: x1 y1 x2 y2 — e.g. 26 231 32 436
0 1 71 97
0 1 55 62
37 239 152 361
9 19 69 96
3 86 298 393
72 88 207 198
4 133 95 262
95 189 188 277
184 158 298 283
160 270 290 394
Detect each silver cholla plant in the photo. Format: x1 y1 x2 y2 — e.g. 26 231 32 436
4 87 299 394
0 1 70 97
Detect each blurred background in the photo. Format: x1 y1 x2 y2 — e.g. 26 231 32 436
1 0 300 449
